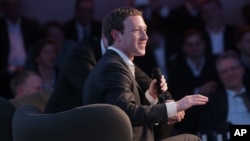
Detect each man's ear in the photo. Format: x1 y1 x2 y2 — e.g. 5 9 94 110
111 29 121 43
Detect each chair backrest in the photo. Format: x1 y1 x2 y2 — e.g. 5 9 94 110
0 96 16 141
12 104 133 141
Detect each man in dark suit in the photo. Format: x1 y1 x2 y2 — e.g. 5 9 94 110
168 29 218 135
199 52 250 138
165 0 204 35
199 0 238 57
83 7 208 141
63 0 101 43
44 36 154 113
0 0 40 99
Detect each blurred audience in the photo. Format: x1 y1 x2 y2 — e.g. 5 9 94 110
0 0 41 98
10 70 43 98
32 39 58 90
0 0 40 74
42 21 77 69
168 29 218 135
166 0 204 35
199 51 250 137
235 25 250 83
63 0 101 43
199 0 237 57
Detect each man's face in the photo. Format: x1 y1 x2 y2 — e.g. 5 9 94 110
217 58 244 89
201 2 223 26
17 75 43 97
237 32 250 56
182 34 205 59
117 15 148 59
35 44 57 68
75 0 94 25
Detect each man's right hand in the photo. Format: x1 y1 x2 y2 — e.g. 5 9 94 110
175 94 208 112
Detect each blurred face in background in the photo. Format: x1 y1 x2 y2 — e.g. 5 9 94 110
16 74 43 97
182 34 206 59
201 1 223 26
2 0 21 22
237 32 250 56
216 58 244 90
75 0 94 25
46 26 65 46
35 43 57 68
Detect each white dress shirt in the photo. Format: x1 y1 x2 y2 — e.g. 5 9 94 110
76 22 90 43
226 88 250 125
7 19 27 69
207 27 225 55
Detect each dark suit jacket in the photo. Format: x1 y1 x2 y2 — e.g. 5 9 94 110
202 25 238 57
45 39 153 114
168 56 218 134
63 18 102 43
0 16 40 73
0 16 40 99
199 87 250 134
83 50 169 141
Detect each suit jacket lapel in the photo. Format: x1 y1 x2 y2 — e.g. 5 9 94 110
106 50 144 103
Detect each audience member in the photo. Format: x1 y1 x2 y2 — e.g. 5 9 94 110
0 0 40 74
235 25 250 84
42 21 77 69
83 7 208 141
63 0 102 43
236 25 250 73
199 0 237 57
199 51 250 138
0 0 40 98
242 3 250 25
166 0 204 35
32 39 58 90
168 28 218 135
10 70 43 98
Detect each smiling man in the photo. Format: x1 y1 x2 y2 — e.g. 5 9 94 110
83 7 208 141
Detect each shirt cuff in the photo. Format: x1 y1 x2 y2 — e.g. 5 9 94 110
165 101 177 118
145 90 158 105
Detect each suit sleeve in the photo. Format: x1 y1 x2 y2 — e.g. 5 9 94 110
100 63 169 127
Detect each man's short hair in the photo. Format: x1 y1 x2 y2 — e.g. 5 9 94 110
215 51 242 70
102 7 142 46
